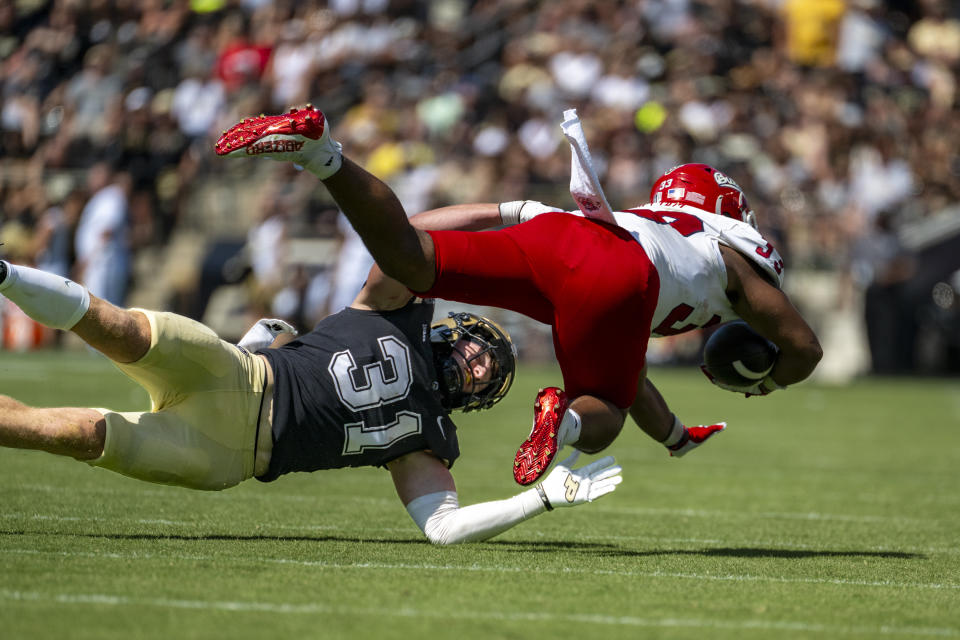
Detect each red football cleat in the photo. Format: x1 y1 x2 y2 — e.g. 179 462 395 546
513 387 569 485
214 105 342 178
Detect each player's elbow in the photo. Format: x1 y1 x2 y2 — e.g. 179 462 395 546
422 528 462 545
807 340 824 370
407 492 473 545
782 335 823 383
420 518 482 545
420 517 492 545
799 335 824 377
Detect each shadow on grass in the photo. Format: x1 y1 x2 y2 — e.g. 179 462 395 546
0 529 429 545
697 547 923 560
485 540 925 560
0 530 926 560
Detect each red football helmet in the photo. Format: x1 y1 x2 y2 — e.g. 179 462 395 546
650 163 757 229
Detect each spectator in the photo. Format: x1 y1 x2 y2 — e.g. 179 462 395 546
847 211 918 374
74 163 130 306
0 0 956 377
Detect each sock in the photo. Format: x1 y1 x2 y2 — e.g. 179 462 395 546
561 108 616 225
557 408 582 448
661 414 686 447
305 139 343 180
0 262 90 330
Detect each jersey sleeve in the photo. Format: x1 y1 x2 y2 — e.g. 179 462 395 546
716 225 785 288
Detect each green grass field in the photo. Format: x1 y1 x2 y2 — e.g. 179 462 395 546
1 350 958 639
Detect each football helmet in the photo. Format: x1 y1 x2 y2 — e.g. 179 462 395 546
650 163 757 229
431 312 516 412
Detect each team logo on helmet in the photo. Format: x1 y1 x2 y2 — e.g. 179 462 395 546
713 170 744 193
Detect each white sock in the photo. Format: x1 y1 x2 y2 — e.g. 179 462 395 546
557 408 582 447
561 108 616 225
0 262 90 330
305 139 343 179
661 414 686 447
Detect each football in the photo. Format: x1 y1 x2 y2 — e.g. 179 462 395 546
702 321 778 387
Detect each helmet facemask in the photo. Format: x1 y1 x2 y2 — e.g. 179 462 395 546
430 312 517 412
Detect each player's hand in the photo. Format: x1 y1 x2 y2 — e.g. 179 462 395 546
700 365 784 397
667 422 726 457
534 451 622 509
498 200 565 226
238 318 298 351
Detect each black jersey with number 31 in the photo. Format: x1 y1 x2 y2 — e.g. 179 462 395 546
256 300 459 482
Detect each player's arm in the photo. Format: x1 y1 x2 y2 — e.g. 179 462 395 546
387 450 621 545
408 201 566 231
629 364 673 441
408 204 502 231
629 364 726 457
721 246 822 387
350 264 415 311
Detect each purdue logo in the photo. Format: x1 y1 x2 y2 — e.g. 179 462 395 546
563 474 580 503
246 139 305 155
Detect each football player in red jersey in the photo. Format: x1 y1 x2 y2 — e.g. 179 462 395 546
216 106 822 485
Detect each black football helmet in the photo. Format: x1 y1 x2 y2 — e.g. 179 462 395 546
430 312 516 412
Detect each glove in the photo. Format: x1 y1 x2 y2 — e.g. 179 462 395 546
498 200 565 226
667 422 726 457
533 451 622 510
238 318 298 351
700 365 785 398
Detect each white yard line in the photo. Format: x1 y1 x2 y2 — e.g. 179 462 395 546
3 547 959 591
0 588 957 637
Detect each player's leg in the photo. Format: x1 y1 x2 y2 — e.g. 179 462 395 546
566 395 626 453
512 388 626 485
417 221 558 324
0 260 150 363
71 297 151 363
215 106 436 292
505 216 659 483
92 312 271 490
322 157 436 292
0 395 106 460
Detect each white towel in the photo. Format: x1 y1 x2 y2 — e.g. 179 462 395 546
561 109 616 224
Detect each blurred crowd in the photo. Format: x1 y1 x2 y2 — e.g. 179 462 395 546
1 0 959 375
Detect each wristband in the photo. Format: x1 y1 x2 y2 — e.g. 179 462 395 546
760 374 785 391
752 374 786 396
498 201 525 226
535 483 553 511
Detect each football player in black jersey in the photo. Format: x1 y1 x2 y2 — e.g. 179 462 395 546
0 255 622 544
